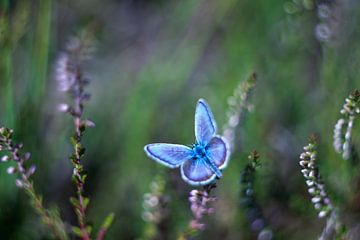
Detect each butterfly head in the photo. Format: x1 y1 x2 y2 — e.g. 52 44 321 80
192 144 207 159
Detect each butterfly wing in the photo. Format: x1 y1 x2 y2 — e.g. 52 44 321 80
144 144 193 168
180 158 217 186
195 99 217 145
206 136 230 170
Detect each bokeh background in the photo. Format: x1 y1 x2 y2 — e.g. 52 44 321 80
1 0 360 239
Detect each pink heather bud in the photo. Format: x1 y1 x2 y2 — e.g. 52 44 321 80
24 152 31 161
208 196 217 202
190 190 200 197
314 203 322 209
18 165 25 173
190 220 205 230
83 119 96 128
15 179 24 188
191 205 199 213
27 165 36 177
207 208 215 214
7 166 16 174
189 196 198 202
58 103 70 112
311 197 321 203
318 211 327 218
1 155 10 162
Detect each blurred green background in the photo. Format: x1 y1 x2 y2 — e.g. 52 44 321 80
1 0 360 239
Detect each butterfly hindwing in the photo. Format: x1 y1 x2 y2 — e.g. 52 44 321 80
180 158 217 186
195 99 217 145
144 143 193 168
206 136 229 170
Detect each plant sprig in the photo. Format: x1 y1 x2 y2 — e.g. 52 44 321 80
240 150 273 239
56 25 114 240
223 73 256 153
0 127 68 240
333 90 360 160
178 183 217 240
300 135 345 239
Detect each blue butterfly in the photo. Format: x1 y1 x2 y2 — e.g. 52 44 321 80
144 99 230 186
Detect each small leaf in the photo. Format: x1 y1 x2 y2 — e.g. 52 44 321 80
86 225 92 234
72 226 83 237
101 212 115 229
81 174 87 182
70 154 77 164
83 197 90 209
70 136 77 146
70 197 80 209
75 143 85 156
75 208 82 219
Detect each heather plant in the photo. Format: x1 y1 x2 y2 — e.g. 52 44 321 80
333 90 360 160
56 26 98 239
297 89 360 240
240 150 273 240
299 134 351 240
0 28 114 240
141 175 170 240
0 127 68 239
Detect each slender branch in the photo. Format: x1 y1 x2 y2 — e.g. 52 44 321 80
178 184 217 240
333 90 360 160
240 150 273 239
55 29 97 240
141 176 170 240
300 135 345 239
56 25 114 239
96 213 115 240
222 72 256 153
71 64 91 240
0 127 68 240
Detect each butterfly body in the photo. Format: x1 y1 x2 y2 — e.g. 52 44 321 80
192 144 207 158
191 143 222 178
144 99 230 186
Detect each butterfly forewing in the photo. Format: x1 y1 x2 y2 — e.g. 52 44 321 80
206 136 229 170
144 144 193 168
180 158 216 186
195 99 217 145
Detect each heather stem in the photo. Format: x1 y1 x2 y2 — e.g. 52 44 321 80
56 27 113 239
70 66 91 240
0 130 68 240
178 184 217 240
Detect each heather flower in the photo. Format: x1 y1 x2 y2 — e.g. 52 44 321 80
222 73 256 153
0 127 68 239
141 176 170 240
55 24 114 240
240 150 273 239
333 90 360 160
300 135 333 218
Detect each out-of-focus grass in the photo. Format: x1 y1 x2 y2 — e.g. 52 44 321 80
1 0 360 239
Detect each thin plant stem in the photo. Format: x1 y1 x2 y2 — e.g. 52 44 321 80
55 25 114 239
70 66 91 240
0 128 68 240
